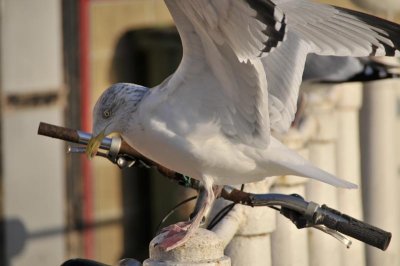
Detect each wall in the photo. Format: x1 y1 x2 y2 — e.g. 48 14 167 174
0 0 65 265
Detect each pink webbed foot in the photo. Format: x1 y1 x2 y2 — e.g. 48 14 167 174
155 221 194 251
159 221 191 236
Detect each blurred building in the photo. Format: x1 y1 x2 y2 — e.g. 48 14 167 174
0 0 399 266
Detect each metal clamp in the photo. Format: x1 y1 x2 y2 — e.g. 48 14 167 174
108 136 122 163
305 201 319 221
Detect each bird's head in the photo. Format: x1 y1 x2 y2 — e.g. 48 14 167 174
86 83 149 158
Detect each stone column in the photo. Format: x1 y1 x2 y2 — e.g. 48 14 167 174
304 84 342 266
360 79 400 266
335 83 366 266
144 228 230 266
271 129 310 266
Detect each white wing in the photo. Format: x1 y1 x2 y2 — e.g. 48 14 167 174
172 0 287 61
162 0 287 147
162 0 400 143
276 0 400 57
265 0 400 132
264 32 309 133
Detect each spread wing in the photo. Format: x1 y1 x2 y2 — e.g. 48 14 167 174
161 0 287 147
264 0 400 132
161 0 400 145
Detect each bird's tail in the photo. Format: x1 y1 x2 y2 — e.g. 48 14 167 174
265 138 357 189
277 159 358 189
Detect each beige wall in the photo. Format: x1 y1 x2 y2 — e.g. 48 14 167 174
1 0 65 265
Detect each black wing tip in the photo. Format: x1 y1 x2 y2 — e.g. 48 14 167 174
246 0 288 55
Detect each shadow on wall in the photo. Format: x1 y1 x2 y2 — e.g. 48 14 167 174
2 217 125 266
3 218 27 265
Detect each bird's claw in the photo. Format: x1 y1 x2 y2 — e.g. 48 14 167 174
154 221 192 251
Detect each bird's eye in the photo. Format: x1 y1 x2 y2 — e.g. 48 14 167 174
103 109 111 119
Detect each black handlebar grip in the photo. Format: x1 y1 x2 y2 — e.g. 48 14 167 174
316 205 391 250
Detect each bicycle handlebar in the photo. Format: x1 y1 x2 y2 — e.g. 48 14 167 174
38 122 202 189
315 205 391 250
243 192 391 250
38 122 392 251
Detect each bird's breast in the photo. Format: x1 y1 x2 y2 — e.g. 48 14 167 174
125 111 263 184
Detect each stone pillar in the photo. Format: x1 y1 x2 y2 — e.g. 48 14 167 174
360 79 400 266
303 84 342 266
211 179 276 266
144 228 230 266
335 83 366 266
271 129 310 266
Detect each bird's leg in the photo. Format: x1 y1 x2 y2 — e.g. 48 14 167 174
190 184 222 221
156 176 215 251
190 185 208 221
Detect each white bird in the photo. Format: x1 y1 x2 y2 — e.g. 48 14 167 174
87 0 400 251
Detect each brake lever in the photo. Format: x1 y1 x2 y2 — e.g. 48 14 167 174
280 194 352 248
313 225 352 248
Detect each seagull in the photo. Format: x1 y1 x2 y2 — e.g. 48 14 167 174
87 0 400 251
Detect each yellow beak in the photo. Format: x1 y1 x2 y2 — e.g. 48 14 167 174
86 129 106 159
